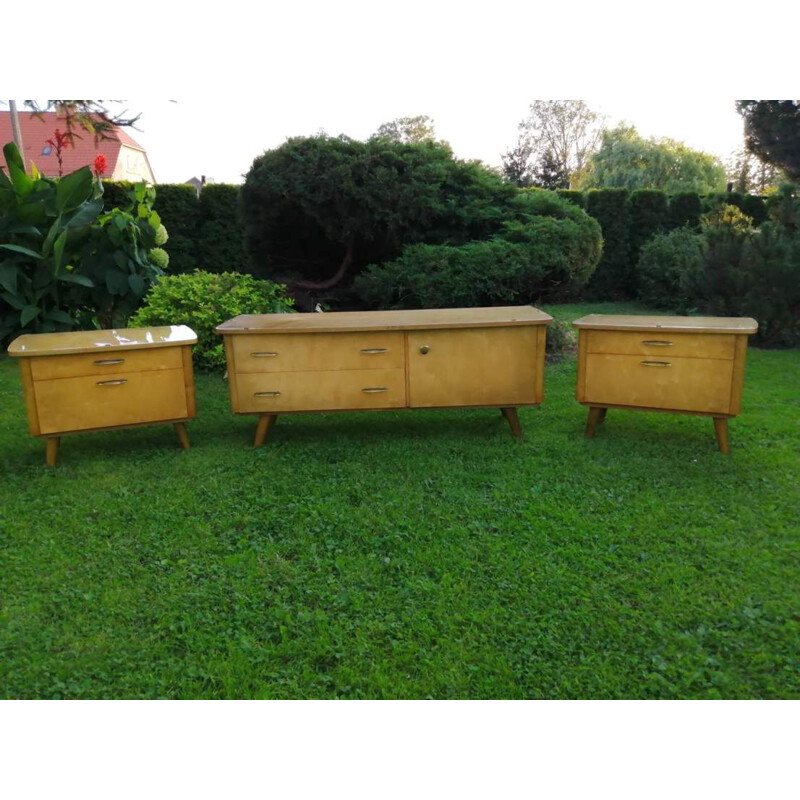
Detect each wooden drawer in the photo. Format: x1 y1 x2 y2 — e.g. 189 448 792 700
584 354 733 415
34 368 189 434
235 369 406 413
230 332 404 372
30 346 184 381
587 330 735 360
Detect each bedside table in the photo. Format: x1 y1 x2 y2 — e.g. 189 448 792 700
573 315 758 453
8 325 197 465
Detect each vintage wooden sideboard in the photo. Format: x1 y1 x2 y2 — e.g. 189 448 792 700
573 314 758 453
216 306 552 445
8 325 197 465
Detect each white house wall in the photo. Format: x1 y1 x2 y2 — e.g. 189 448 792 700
111 145 155 184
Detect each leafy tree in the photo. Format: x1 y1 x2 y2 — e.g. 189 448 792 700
21 100 141 143
532 149 569 189
241 135 516 292
579 124 726 194
737 101 800 181
371 115 437 144
502 101 602 188
726 145 782 194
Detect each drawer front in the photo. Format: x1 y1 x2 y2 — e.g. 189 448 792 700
229 332 404 372
407 326 541 408
587 330 735 360
35 369 189 434
584 354 733 414
30 346 184 381
235 369 406 412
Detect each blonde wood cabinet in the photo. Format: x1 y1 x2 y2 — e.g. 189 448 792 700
574 315 758 453
7 325 197 465
216 307 552 445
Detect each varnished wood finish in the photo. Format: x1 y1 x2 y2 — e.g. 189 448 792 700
219 307 551 442
584 407 606 439
254 414 277 447
8 326 198 464
500 407 522 438
174 422 190 449
407 327 538 408
573 315 758 335
29 346 183 381
585 354 734 414
8 325 196 357
35 369 189 434
574 315 756 453
713 418 730 454
236 368 407 413
231 331 404 372
587 330 735 360
45 438 59 467
216 306 553 335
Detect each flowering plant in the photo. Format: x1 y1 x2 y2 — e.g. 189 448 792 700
93 153 107 178
45 128 70 177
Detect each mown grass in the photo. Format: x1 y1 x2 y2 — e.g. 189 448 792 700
1 303 798 698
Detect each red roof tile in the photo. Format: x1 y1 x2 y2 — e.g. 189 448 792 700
0 111 147 178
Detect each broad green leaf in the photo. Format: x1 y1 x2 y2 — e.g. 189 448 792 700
1 291 25 310
20 305 40 327
57 272 94 287
128 273 146 296
45 309 73 325
148 210 161 229
52 230 68 272
55 166 93 212
42 217 62 257
3 142 33 195
114 251 128 270
64 198 104 230
0 264 18 294
30 161 41 181
105 269 129 295
0 243 43 260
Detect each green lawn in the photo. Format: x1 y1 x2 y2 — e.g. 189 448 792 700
1 303 799 699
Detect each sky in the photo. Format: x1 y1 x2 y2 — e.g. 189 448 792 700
126 97 748 186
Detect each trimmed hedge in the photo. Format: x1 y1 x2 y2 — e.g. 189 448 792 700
555 189 586 208
197 184 248 274
669 192 703 230
585 189 630 299
154 185 201 274
628 190 669 271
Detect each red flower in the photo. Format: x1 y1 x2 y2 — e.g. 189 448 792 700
46 128 70 152
93 154 107 177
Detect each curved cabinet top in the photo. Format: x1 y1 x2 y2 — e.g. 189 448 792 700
216 306 553 335
8 325 197 357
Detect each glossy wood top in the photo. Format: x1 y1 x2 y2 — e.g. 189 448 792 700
7 325 197 357
216 306 553 334
572 314 758 335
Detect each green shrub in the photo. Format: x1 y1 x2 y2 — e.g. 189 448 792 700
198 184 248 273
740 194 768 227
129 270 294 369
154 184 200 274
584 188 630 299
555 190 586 209
628 190 669 271
546 318 577 358
636 229 705 311
355 190 602 308
669 193 703 230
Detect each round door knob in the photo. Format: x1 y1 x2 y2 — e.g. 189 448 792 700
419 345 430 354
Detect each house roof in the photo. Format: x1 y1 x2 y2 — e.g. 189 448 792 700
0 111 147 178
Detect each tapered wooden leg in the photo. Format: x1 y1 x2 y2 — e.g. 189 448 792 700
713 417 730 454
45 437 60 467
500 407 522 438
254 414 277 447
585 407 606 439
174 422 190 450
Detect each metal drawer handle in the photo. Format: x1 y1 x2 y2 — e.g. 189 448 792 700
251 352 278 357
641 340 673 346
362 387 389 393
96 379 128 386
360 348 389 354
254 391 281 397
641 360 672 367
93 358 125 365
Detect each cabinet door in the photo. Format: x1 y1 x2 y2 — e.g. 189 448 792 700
407 327 540 408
